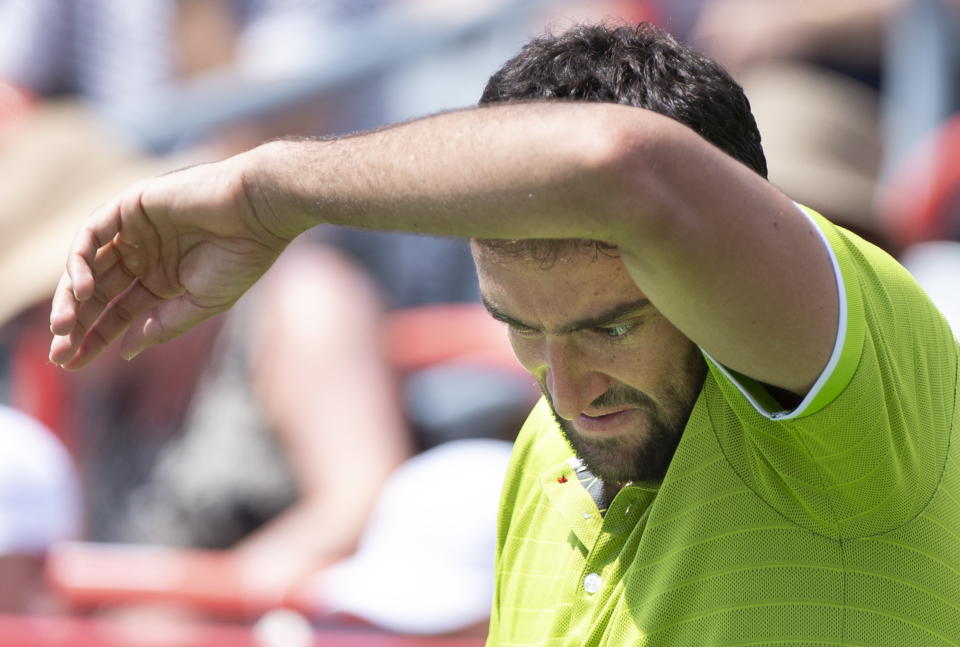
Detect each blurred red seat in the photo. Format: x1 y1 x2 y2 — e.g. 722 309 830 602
879 113 960 246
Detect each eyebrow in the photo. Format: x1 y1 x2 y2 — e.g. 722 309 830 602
481 296 652 335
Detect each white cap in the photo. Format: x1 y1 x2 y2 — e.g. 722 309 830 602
0 406 80 554
253 608 314 647
315 438 512 635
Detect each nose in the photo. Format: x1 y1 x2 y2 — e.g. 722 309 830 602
541 337 609 420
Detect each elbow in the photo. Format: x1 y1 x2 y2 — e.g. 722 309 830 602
573 107 681 244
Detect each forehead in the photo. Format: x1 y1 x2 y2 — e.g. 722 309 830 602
471 243 645 325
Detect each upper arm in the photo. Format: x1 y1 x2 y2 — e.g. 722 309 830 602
605 112 839 397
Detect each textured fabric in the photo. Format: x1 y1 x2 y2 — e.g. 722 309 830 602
116 299 297 549
487 211 960 646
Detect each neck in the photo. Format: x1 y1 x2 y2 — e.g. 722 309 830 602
602 480 631 508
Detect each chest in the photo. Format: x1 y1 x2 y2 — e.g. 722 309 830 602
491 424 847 646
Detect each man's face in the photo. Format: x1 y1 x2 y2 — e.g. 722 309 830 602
473 244 706 485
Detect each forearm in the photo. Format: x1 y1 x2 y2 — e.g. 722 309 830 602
241 102 658 245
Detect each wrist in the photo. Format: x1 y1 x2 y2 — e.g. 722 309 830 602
237 140 321 243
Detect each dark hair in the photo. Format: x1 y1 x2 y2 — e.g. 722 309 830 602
480 22 767 177
475 22 766 264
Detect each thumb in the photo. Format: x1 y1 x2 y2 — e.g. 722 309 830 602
120 297 221 360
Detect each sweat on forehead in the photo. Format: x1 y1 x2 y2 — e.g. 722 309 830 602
470 238 620 268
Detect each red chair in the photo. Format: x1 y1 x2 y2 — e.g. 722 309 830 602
879 113 960 247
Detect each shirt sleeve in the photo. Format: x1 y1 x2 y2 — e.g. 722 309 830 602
703 204 864 420
704 204 959 539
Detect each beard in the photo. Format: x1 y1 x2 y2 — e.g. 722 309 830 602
546 346 706 485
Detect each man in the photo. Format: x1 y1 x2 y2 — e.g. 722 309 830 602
49 23 959 646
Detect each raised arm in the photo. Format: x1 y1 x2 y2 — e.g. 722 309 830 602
50 101 836 397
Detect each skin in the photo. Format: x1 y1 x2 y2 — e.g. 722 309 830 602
473 243 706 492
48 103 837 399
47 103 840 493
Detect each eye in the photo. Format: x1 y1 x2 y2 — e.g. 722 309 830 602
507 323 541 338
596 322 635 340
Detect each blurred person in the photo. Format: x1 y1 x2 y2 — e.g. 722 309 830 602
0 0 381 325
0 405 80 614
43 237 528 631
2 0 533 625
46 20 960 647
686 0 898 77
685 0 905 251
0 0 411 613
107 1 643 609
112 243 415 606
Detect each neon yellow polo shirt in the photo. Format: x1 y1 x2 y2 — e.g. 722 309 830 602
487 207 960 646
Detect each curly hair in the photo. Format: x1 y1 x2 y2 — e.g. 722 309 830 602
476 22 767 264
480 22 766 176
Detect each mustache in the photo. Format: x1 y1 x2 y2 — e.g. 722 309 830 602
540 383 655 413
589 386 655 411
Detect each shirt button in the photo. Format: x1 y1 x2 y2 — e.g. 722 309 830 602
583 573 602 594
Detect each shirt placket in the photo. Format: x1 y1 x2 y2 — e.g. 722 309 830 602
542 460 657 642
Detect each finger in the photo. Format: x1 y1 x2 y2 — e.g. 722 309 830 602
91 241 122 275
120 295 223 361
50 247 125 335
66 199 124 302
50 271 78 337
117 189 168 292
61 281 163 370
119 184 190 301
49 326 88 368
70 258 143 341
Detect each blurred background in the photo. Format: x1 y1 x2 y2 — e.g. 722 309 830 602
0 0 957 645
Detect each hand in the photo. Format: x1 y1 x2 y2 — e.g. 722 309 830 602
49 156 291 369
